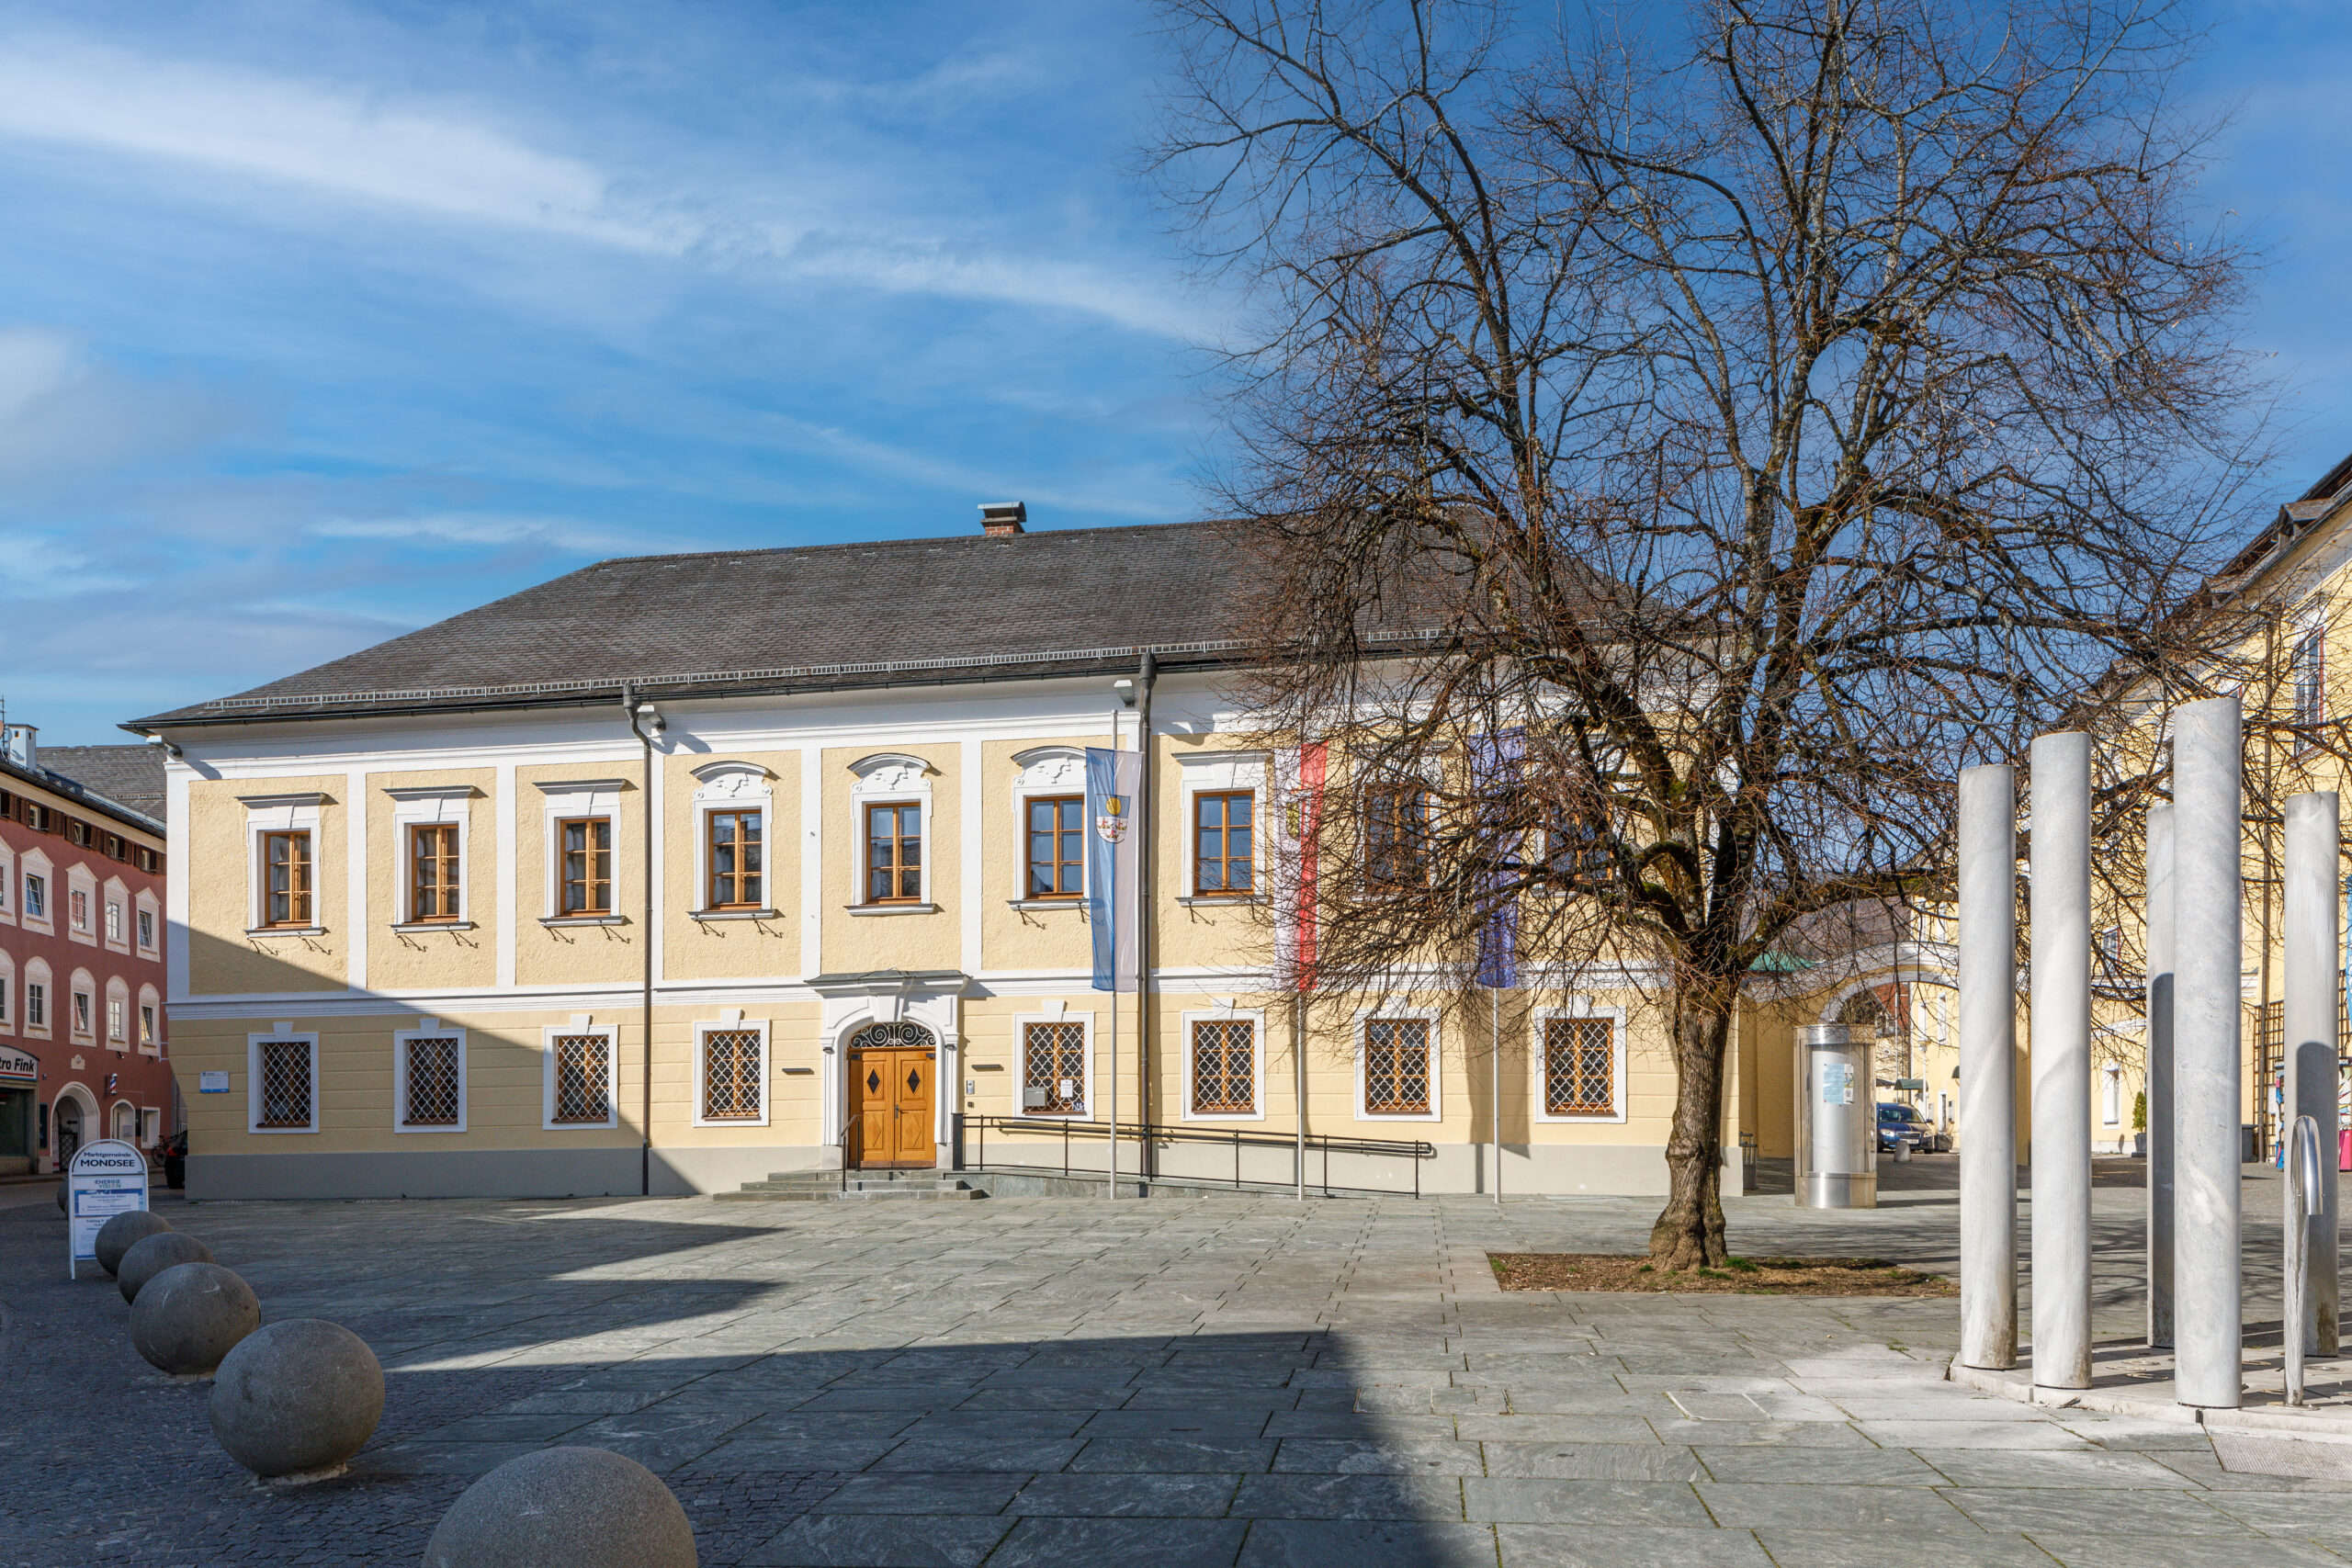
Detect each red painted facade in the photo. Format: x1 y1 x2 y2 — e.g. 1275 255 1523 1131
0 756 171 1174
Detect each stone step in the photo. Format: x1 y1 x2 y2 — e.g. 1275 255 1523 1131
716 1171 978 1201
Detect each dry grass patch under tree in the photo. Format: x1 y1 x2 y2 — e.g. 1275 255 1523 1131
1488 1253 1957 1296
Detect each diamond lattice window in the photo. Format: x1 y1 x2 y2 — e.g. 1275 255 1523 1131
402 1035 461 1126
552 1033 611 1123
1544 1017 1616 1116
1363 1019 1430 1114
257 1040 313 1129
1023 1021 1087 1113
702 1029 763 1120
1191 1020 1256 1114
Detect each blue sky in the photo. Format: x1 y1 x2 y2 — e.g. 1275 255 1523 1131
0 0 2346 744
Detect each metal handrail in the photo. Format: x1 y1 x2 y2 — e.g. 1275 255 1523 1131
837 1118 854 1197
967 1114 1436 1198
2286 1113 2324 1405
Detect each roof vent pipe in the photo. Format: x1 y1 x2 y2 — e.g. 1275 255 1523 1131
979 502 1026 536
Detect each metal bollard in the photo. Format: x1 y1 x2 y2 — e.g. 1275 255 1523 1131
2287 1114 2325 1406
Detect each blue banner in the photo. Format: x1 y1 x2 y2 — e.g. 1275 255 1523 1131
1472 730 1523 990
1085 747 1142 992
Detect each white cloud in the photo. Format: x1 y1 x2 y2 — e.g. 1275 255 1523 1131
0 32 1216 339
308 513 685 556
0 327 251 489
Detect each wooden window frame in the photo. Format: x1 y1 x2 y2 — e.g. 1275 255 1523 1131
1363 784 1430 891
1540 1015 1621 1120
1361 1017 1434 1117
865 801 923 905
1024 795 1084 899
706 809 764 911
260 830 312 929
1193 790 1257 897
408 823 461 923
557 816 614 917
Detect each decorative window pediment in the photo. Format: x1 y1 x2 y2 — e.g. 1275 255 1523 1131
849 753 937 795
1011 746 1086 793
691 761 775 803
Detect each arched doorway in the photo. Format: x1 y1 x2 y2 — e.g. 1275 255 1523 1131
846 1021 936 1169
52 1090 85 1166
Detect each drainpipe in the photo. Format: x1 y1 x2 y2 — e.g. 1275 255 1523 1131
1135 651 1158 1171
626 686 660 1197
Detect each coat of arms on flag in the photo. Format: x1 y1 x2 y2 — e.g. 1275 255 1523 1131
1094 793 1130 842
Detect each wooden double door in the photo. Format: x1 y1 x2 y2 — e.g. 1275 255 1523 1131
850 1046 936 1168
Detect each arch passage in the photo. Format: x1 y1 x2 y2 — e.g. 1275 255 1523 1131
847 1021 935 1168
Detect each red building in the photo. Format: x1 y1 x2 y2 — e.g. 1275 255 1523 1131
0 719 172 1173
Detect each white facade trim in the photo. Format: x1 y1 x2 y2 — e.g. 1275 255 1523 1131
689 760 775 914
535 777 628 919
495 762 517 988
243 792 323 934
246 1030 321 1134
387 784 474 926
1531 1000 1629 1124
1352 1006 1444 1123
1178 1003 1268 1122
692 1016 772 1129
392 1021 469 1134
845 752 937 908
961 738 983 972
1012 1007 1095 1115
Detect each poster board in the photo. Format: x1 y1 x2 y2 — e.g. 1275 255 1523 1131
67 1138 149 1279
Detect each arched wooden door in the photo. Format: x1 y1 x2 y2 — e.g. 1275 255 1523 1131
847 1021 936 1168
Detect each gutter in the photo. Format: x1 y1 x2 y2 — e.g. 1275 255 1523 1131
1135 650 1158 1167
625 684 658 1198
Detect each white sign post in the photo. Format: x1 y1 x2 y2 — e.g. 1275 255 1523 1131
67 1138 149 1279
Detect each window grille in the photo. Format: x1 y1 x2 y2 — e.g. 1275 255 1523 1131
257 1040 313 1129
1023 1021 1087 1113
552 1033 611 1123
847 1021 935 1051
403 1035 462 1125
1191 1020 1256 1113
1544 1017 1616 1116
702 1029 763 1120
1363 1018 1431 1113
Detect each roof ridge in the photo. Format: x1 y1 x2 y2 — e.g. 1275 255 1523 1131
586 516 1234 570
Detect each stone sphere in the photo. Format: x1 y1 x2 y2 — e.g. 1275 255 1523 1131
96 1209 173 1275
117 1232 214 1303
130 1261 260 1375
423 1447 697 1568
209 1318 384 1479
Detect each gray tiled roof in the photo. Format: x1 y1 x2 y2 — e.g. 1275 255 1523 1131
37 745 167 820
135 521 1258 728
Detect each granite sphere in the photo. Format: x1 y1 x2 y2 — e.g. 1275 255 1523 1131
423 1447 697 1568
96 1209 173 1276
209 1318 384 1479
117 1232 214 1303
129 1261 260 1375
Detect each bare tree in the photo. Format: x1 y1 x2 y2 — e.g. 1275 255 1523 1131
1149 0 2271 1266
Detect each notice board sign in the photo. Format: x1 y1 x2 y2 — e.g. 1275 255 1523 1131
67 1138 149 1279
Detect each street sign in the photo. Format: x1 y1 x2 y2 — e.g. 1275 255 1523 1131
198 1071 229 1093
0 1043 35 1084
66 1138 149 1280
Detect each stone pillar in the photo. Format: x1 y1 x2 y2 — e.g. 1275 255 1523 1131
2146 804 2176 1348
1959 762 2018 1370
2284 790 2341 1356
2030 731 2094 1390
2173 695 2243 1408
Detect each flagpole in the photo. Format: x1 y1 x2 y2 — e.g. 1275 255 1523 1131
1107 703 1120 1202
1295 992 1306 1201
1491 986 1502 1207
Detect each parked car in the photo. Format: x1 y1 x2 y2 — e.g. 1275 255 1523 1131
1876 1101 1949 1154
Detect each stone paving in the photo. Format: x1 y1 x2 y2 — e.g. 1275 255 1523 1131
2 1173 2346 1567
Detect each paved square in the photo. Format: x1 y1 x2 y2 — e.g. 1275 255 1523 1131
3 1178 2343 1565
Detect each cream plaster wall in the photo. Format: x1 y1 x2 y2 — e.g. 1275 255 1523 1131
365 768 497 993
819 743 958 975
514 761 646 989
662 749 799 982
186 773 347 995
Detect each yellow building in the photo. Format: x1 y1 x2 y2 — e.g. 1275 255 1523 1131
137 513 1746 1201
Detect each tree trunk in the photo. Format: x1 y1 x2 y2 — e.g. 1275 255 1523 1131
1648 987 1734 1269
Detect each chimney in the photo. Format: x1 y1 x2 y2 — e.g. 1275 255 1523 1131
1 722 35 772
979 502 1026 536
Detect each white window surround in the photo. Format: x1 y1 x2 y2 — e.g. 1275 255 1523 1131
20 852 50 931
1009 746 1089 904
0 950 13 1032
138 1105 161 1147
2102 1063 2123 1126
0 839 13 923
1012 1006 1096 1117
1179 1003 1268 1122
22 957 50 1038
386 784 478 928
1177 750 1268 903
536 777 631 921
68 967 95 1040
246 1031 321 1134
105 978 128 1049
1532 1003 1630 1124
541 1022 618 1131
1352 1006 1443 1122
241 793 326 933
136 985 161 1055
64 865 96 946
692 1017 771 1128
847 752 937 908
393 1021 469 1134
134 890 159 955
690 761 777 916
